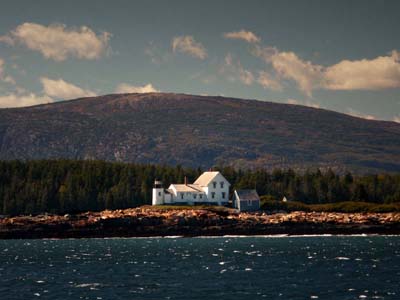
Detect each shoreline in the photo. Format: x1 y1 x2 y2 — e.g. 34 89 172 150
1 207 400 239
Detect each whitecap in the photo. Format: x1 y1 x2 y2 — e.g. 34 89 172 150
75 283 102 289
245 268 252 271
335 257 350 260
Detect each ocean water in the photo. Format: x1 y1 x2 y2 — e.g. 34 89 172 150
0 236 399 300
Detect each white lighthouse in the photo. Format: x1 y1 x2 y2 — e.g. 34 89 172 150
152 180 165 205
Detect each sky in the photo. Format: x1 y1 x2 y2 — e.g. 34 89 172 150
0 0 399 122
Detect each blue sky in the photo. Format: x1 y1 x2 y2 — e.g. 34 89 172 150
0 0 399 122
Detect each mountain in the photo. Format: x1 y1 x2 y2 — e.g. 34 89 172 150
0 93 399 173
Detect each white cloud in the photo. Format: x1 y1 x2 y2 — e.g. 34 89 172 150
0 35 14 44
41 77 96 99
223 30 260 43
172 36 207 60
220 53 254 86
286 98 320 108
239 69 254 85
0 76 94 108
304 100 320 109
257 71 282 91
115 83 159 94
254 45 400 95
0 58 5 76
287 99 299 105
265 48 322 97
0 58 16 84
274 52 321 96
1 23 111 61
0 93 53 108
324 50 400 90
346 108 376 120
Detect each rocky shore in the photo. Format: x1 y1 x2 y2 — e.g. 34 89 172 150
1 207 400 239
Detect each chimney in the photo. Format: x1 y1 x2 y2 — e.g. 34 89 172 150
184 176 187 185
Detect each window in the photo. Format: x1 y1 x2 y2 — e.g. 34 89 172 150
194 194 197 199
213 181 217 188
158 192 161 196
181 194 184 199
220 182 224 188
222 192 226 199
199 194 203 199
248 200 252 206
211 192 215 199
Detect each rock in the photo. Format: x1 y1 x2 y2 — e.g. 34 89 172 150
0 208 399 239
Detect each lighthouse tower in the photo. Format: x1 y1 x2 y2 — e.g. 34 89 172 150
152 180 164 205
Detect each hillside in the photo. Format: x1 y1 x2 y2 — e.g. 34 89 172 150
0 93 399 173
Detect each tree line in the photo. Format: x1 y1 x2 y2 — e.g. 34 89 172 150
0 160 399 215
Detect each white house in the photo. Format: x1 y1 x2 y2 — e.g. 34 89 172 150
152 171 230 206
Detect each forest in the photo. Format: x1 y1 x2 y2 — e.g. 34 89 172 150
0 159 400 215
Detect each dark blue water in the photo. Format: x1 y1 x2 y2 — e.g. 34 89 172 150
0 236 399 300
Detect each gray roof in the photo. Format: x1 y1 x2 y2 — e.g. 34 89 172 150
235 189 260 201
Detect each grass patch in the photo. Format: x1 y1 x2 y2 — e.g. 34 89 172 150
142 205 234 214
261 199 400 213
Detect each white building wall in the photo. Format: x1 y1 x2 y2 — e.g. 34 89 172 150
152 188 164 205
164 193 172 204
204 173 230 204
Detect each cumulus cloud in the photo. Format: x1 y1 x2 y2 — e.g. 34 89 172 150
0 58 16 84
0 93 53 108
144 42 171 65
220 53 255 86
254 45 400 95
324 50 400 90
287 99 299 105
115 83 159 94
254 46 323 96
0 58 5 76
0 76 95 108
270 51 322 96
172 36 207 59
286 98 320 108
41 77 96 99
239 69 254 85
223 30 260 43
0 35 14 44
346 108 376 120
1 23 111 61
257 71 282 91
347 109 376 120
